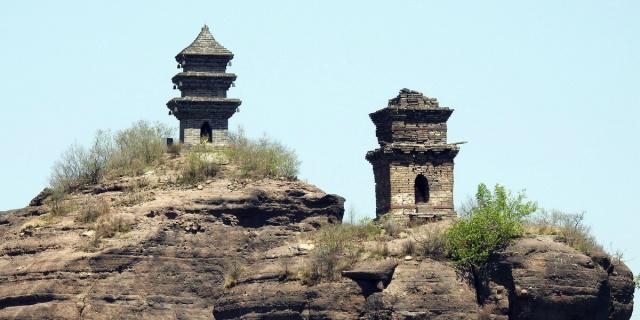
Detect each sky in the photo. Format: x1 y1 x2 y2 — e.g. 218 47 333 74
0 0 638 315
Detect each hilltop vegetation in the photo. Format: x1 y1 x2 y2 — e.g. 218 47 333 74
0 122 633 319
306 183 617 283
49 121 299 193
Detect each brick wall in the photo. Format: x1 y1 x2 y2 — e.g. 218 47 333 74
180 118 229 146
387 162 455 217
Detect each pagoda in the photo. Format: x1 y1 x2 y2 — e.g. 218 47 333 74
167 25 241 146
366 89 460 221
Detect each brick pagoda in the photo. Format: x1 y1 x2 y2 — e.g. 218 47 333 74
167 25 241 146
366 89 460 220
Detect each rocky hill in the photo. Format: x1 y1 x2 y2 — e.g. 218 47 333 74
0 156 634 319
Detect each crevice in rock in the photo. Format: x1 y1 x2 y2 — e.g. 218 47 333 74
0 294 65 310
474 257 517 319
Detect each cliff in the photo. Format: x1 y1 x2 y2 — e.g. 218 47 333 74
0 160 634 319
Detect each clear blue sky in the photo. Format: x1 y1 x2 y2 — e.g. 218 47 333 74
1 0 638 314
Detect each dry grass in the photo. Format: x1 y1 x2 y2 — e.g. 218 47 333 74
46 188 74 217
115 191 151 207
372 242 390 257
76 200 110 224
20 218 49 232
381 216 404 238
166 143 183 158
414 223 449 259
225 129 300 179
223 260 244 289
401 239 417 256
94 215 131 239
300 220 381 284
526 209 603 255
177 150 219 185
50 121 173 192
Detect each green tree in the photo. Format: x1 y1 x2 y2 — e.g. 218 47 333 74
446 183 537 270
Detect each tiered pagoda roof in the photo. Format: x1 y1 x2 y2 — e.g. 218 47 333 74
366 89 459 161
167 25 241 119
176 25 233 58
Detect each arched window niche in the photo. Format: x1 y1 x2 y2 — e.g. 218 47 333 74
414 174 429 204
200 122 213 143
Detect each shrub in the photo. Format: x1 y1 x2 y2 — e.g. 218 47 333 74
46 187 72 216
310 224 359 281
381 216 403 238
94 215 130 239
225 129 300 179
303 220 381 283
401 239 417 255
373 242 390 257
415 224 448 259
178 151 219 185
50 130 114 192
445 183 537 270
109 121 173 176
50 121 173 191
76 200 110 224
526 209 602 255
166 143 183 157
223 260 244 289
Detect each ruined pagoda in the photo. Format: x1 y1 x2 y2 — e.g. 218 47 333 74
366 89 460 221
167 25 241 146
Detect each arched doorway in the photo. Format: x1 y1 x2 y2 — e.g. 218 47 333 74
414 174 429 204
200 122 212 143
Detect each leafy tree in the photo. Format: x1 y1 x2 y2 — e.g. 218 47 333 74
446 183 537 270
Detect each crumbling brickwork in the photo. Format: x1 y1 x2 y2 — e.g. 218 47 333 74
167 25 241 146
366 89 460 220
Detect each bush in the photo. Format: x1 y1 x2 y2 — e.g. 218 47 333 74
94 215 130 239
50 121 173 191
445 183 537 269
109 121 173 176
46 187 72 216
178 150 219 185
415 224 448 259
381 216 403 238
401 239 417 255
373 242 390 257
223 260 244 289
76 200 110 224
166 143 183 157
526 209 602 255
225 129 300 179
303 220 381 283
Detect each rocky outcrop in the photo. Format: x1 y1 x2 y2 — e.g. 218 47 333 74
0 176 635 319
0 178 345 319
479 236 635 320
361 258 479 320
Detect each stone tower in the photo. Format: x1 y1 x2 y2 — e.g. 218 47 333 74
366 89 460 220
167 25 241 146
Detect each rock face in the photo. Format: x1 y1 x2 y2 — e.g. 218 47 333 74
479 237 635 320
0 177 635 319
0 178 345 319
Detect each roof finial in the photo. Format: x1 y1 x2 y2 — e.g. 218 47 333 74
202 24 209 32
